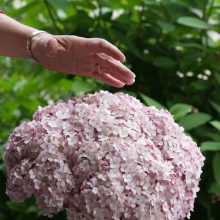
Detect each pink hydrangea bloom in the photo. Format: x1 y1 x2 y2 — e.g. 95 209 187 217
4 91 205 220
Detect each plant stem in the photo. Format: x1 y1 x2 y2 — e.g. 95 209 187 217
43 0 61 34
202 81 216 110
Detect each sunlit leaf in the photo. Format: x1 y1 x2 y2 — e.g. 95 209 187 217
210 101 220 114
142 0 159 5
201 142 220 152
210 121 220 131
157 21 175 33
169 103 192 121
177 16 210 29
140 93 165 109
179 113 211 131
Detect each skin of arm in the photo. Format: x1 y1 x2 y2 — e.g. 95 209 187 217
0 13 36 57
0 14 135 87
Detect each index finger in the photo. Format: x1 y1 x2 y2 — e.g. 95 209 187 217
86 38 125 62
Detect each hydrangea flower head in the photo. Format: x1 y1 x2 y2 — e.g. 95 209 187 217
4 91 205 220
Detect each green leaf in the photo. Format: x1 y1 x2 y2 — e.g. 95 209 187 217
7 1 40 17
157 21 175 33
0 143 4 159
177 16 210 29
210 121 220 131
0 163 6 174
110 30 143 58
140 93 165 109
13 79 27 92
72 78 95 95
213 153 220 187
209 182 220 194
6 201 27 212
210 101 220 114
25 205 41 214
174 42 205 50
179 113 211 131
142 0 158 5
201 142 220 152
153 57 176 69
169 103 192 121
215 73 220 85
48 0 71 10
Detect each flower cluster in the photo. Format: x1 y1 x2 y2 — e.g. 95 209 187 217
4 91 205 220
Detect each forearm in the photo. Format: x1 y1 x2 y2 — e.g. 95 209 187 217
0 13 36 58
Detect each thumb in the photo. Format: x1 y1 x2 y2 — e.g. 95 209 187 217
44 37 58 57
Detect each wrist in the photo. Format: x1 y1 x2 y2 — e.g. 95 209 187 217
14 23 36 58
27 30 47 61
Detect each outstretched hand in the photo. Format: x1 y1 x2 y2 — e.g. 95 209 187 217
31 33 136 88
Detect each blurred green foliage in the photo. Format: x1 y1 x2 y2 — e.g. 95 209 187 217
1 0 220 219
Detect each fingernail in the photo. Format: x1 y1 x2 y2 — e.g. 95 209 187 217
127 78 135 85
118 83 125 88
131 72 136 78
121 54 126 61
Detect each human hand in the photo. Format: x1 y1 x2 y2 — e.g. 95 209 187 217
31 33 135 88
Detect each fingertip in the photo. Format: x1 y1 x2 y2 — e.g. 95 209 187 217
127 78 135 85
119 83 125 88
113 82 125 88
130 71 136 78
117 53 126 62
121 54 126 62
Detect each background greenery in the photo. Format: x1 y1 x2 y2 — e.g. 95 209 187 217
0 0 220 219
